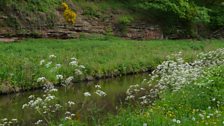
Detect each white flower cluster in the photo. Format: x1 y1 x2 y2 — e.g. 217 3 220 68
22 94 56 110
64 111 76 120
56 75 63 80
67 101 75 107
83 84 107 97
21 87 77 125
37 77 46 83
0 118 18 126
38 55 86 86
49 54 56 59
95 90 107 97
84 92 91 97
35 120 43 125
69 61 78 66
65 76 74 85
126 48 224 105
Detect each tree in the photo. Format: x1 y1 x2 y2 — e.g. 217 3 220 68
136 0 210 37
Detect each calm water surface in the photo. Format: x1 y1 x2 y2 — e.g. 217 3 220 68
0 73 149 125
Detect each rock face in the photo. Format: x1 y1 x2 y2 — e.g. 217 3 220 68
0 9 163 40
125 24 162 40
43 16 163 40
211 27 224 39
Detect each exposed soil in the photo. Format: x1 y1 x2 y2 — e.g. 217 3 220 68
0 37 19 43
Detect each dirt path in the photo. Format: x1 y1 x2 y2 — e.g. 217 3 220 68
0 37 19 43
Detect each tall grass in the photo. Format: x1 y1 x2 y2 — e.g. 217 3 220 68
0 38 224 93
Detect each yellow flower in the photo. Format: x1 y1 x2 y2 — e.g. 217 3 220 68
62 2 69 10
62 2 77 24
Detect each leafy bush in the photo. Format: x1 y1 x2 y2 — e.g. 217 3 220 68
116 15 134 35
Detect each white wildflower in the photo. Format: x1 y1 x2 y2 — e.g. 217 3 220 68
176 120 181 124
95 90 107 97
65 76 74 85
95 84 101 88
49 88 58 92
69 61 78 66
1 118 7 122
75 69 82 75
71 57 77 61
49 54 56 59
35 120 43 125
28 95 35 99
37 77 46 83
172 118 177 122
84 92 91 97
65 111 71 115
39 60 45 65
11 119 18 122
56 75 63 80
143 123 147 126
79 65 85 69
44 94 55 102
68 101 75 107
65 117 71 120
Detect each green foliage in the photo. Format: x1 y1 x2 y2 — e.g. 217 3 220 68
136 0 210 37
0 0 60 30
118 15 133 25
116 15 134 35
209 6 224 29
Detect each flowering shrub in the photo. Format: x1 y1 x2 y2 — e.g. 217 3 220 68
62 2 77 24
126 48 224 105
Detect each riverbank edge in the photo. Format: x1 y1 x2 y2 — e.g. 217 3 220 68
0 67 152 95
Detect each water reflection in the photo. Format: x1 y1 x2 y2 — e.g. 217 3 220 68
0 73 149 125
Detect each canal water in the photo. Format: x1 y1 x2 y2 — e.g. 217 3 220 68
0 73 149 125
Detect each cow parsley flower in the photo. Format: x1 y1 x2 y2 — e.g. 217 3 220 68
75 69 82 75
49 54 56 59
56 75 63 80
79 65 85 69
35 120 43 125
68 101 75 107
69 61 78 66
40 60 45 65
71 57 77 61
95 90 107 97
84 92 91 97
37 77 46 83
95 84 101 88
65 76 74 85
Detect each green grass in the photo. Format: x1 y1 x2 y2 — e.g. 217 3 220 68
0 37 224 93
104 65 224 126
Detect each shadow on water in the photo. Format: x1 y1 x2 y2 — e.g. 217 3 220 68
0 73 149 125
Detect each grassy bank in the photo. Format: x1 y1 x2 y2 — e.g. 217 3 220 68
104 65 224 126
0 37 224 93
